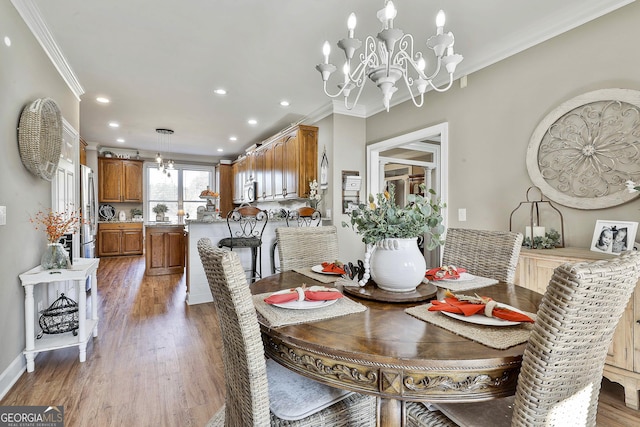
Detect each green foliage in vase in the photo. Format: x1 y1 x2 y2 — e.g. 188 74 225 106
342 183 445 249
130 208 143 217
523 228 561 249
152 204 168 214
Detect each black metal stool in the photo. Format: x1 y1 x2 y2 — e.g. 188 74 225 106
218 204 268 283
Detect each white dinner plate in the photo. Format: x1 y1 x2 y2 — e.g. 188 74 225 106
269 289 339 310
440 302 525 326
438 272 476 282
311 264 343 275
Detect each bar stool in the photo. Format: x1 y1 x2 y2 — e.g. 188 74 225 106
270 207 321 274
218 204 268 283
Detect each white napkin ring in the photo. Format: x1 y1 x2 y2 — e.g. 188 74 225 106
295 287 305 302
484 300 498 318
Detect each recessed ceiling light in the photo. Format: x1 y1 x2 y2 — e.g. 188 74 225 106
3 36 11 47
229 136 237 141
247 119 257 125
96 97 110 104
213 89 227 95
116 138 125 143
217 148 223 152
280 100 290 107
108 122 120 128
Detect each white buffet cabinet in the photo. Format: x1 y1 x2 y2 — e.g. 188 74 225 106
185 219 287 305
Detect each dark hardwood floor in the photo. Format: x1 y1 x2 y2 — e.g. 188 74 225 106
1 255 639 426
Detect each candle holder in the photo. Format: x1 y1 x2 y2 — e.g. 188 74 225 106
509 186 564 249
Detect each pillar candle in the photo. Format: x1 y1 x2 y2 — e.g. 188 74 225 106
525 226 546 240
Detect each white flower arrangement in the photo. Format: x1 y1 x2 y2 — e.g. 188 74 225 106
308 180 322 208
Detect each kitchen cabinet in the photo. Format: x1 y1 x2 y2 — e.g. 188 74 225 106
216 163 234 218
97 222 143 256
80 137 87 166
516 247 640 409
232 156 246 204
145 225 185 275
246 124 317 202
98 158 143 203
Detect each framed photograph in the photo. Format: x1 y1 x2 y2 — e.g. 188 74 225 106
590 220 638 254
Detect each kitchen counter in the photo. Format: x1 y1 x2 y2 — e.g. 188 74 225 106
144 221 186 228
186 219 287 305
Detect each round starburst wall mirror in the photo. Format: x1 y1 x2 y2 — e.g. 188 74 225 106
526 88 640 209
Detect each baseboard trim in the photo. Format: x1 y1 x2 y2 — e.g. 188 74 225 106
0 354 26 401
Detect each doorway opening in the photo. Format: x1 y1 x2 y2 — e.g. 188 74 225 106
367 122 448 267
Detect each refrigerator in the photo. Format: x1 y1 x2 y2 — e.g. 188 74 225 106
80 165 97 289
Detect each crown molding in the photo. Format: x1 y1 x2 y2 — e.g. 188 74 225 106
11 0 84 100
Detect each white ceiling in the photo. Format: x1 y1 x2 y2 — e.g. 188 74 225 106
18 0 633 160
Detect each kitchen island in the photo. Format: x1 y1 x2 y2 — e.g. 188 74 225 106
145 222 186 276
186 218 287 305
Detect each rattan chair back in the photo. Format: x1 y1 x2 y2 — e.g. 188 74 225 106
276 226 339 272
511 251 640 426
406 251 640 427
287 207 322 227
198 238 377 427
442 228 523 283
198 238 271 426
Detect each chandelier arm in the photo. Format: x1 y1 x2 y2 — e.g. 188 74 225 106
348 54 373 86
322 80 348 99
428 74 455 93
343 80 368 110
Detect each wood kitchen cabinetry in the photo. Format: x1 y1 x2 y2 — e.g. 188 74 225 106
516 247 640 409
145 225 185 275
97 222 144 256
98 158 143 203
216 163 234 218
246 124 317 202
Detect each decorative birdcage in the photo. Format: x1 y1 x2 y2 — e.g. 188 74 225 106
37 293 79 338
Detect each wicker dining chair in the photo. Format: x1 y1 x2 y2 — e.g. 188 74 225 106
198 238 376 427
270 207 322 274
441 228 523 284
406 250 640 427
276 225 339 272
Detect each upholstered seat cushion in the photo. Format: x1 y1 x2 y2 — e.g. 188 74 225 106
218 236 261 248
266 359 353 421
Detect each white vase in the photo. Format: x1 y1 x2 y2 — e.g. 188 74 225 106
370 237 426 292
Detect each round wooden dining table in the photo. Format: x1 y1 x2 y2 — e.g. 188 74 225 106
252 272 543 427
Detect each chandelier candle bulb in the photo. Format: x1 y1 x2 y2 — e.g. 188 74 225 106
322 41 330 64
347 13 356 38
525 226 546 240
436 10 446 33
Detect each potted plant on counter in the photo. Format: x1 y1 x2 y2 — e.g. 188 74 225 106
152 204 168 222
130 208 143 222
342 184 445 292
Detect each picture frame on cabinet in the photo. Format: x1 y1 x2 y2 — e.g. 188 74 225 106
590 220 638 254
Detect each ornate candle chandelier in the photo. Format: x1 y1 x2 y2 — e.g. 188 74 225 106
316 1 463 111
155 128 174 177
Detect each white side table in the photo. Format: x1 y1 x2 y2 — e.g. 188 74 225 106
19 258 100 372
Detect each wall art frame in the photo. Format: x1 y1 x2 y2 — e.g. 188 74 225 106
526 88 640 209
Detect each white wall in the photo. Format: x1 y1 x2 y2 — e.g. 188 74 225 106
0 1 79 395
365 2 640 249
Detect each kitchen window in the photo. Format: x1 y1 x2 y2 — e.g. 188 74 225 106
145 163 214 221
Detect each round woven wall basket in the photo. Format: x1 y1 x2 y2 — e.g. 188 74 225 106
18 97 62 181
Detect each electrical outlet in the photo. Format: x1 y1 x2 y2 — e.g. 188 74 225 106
0 206 6 225
458 208 467 222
